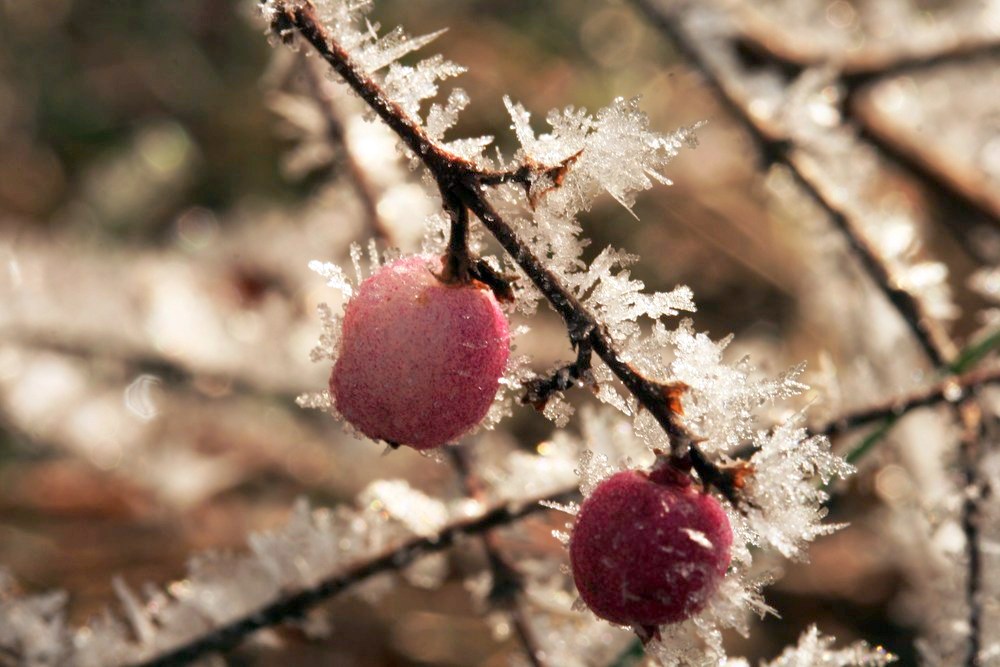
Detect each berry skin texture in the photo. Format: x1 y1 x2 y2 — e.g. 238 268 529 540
569 467 733 629
330 254 510 450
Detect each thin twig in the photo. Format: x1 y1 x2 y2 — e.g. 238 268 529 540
958 401 986 667
732 6 1000 76
301 57 392 241
128 485 579 667
446 446 547 667
851 92 1000 225
812 366 1000 440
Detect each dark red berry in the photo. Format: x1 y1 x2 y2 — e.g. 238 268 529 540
569 467 733 627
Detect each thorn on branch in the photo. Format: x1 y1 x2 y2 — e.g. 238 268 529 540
686 445 755 506
476 151 584 209
522 341 595 410
660 381 690 416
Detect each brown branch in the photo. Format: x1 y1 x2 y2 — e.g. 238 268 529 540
852 90 1000 225
129 484 579 667
446 446 547 667
957 402 987 667
731 5 1000 76
812 365 1000 439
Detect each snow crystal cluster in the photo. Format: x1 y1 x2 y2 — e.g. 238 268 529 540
728 625 895 667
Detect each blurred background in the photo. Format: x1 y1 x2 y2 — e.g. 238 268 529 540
1 0 999 664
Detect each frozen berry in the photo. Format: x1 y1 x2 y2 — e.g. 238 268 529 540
330 254 510 450
569 466 732 628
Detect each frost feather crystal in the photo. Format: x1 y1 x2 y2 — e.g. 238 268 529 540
330 254 510 449
569 467 733 628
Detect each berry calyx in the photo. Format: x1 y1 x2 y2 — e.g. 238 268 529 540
569 465 733 629
330 254 510 450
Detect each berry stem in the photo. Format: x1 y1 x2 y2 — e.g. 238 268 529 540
440 189 474 284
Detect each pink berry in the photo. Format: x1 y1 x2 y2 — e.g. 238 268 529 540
569 466 733 628
330 254 510 450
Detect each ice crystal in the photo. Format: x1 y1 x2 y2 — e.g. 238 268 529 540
758 625 896 667
504 96 699 216
739 417 853 560
567 246 696 344
605 318 809 455
360 479 449 537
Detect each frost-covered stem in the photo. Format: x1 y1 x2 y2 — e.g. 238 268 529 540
301 56 390 241
128 486 579 667
958 401 987 667
813 365 1000 440
633 1 992 659
632 0 956 368
460 192 705 465
787 158 957 366
275 1 709 466
446 446 547 667
276 3 475 178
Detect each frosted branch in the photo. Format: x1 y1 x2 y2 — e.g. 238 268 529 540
445 446 547 667
632 0 956 368
269 0 714 473
632 1 990 663
813 365 1000 440
0 482 578 667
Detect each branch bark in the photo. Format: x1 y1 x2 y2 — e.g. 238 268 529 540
812 365 1000 440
